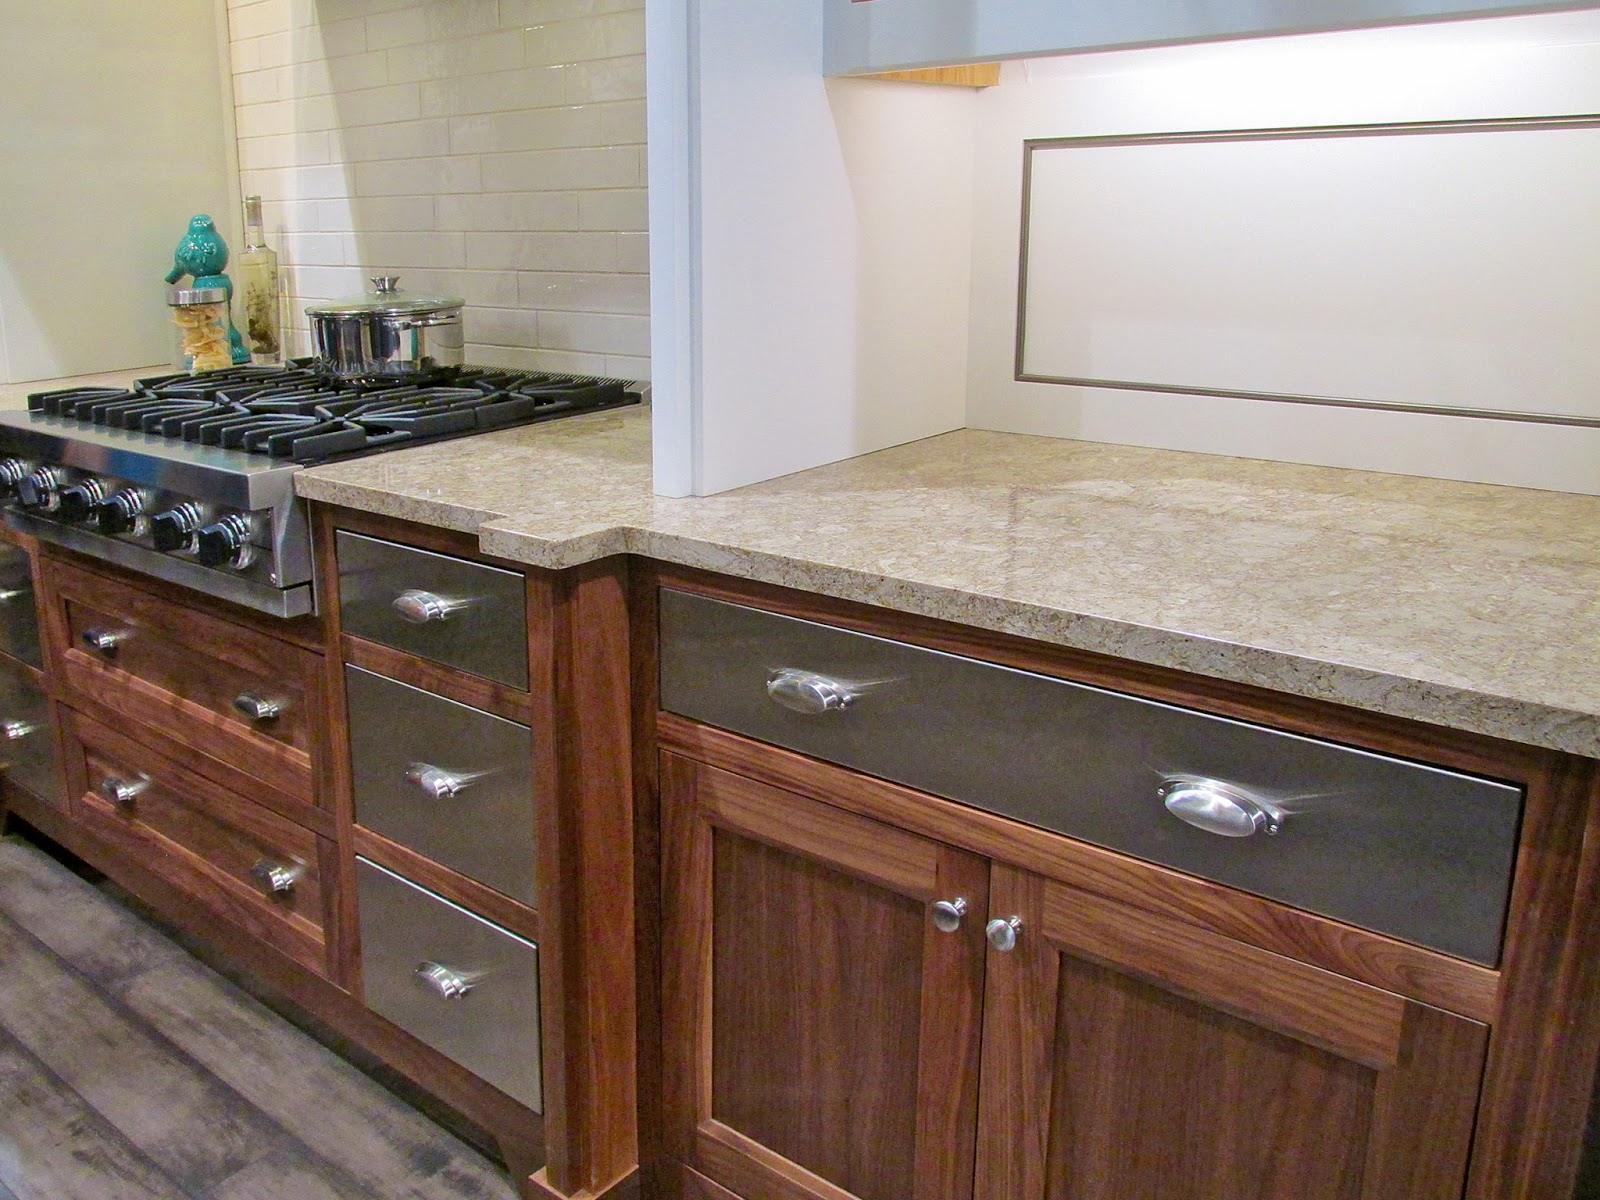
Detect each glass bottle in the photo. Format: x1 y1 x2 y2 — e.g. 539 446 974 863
236 195 282 364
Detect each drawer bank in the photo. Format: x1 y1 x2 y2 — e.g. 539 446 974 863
0 516 1595 1200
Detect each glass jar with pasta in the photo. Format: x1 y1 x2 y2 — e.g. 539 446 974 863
167 285 233 373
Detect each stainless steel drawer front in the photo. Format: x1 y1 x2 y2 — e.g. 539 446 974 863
336 531 528 689
346 666 537 907
0 543 40 668
659 590 1523 966
0 659 59 805
356 857 542 1111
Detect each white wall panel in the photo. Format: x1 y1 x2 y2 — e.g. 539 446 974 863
0 0 239 382
650 0 976 495
966 11 1600 493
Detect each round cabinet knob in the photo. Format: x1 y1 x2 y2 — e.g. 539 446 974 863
196 515 256 570
232 692 283 723
96 489 149 536
1159 776 1283 838
56 479 107 522
16 467 66 511
392 589 476 624
931 898 969 934
99 774 150 807
151 503 206 553
986 916 1023 953
250 858 305 894
81 627 126 654
414 960 484 1000
765 668 860 715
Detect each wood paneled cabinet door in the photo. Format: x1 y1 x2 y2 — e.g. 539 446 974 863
974 863 1489 1200
662 751 1494 1200
661 753 990 1200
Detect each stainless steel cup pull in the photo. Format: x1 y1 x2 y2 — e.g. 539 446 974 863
99 773 150 807
392 589 477 624
0 718 41 741
986 916 1022 953
932 898 969 933
81 627 126 654
414 960 485 1000
1159 775 1283 838
0 587 29 603
251 857 306 894
766 668 860 715
404 762 487 800
233 692 283 723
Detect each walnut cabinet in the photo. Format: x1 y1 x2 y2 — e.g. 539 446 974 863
644 566 1600 1200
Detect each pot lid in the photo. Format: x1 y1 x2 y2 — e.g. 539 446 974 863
304 276 464 317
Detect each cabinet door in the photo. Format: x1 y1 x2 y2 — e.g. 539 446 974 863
661 753 990 1200
975 863 1489 1200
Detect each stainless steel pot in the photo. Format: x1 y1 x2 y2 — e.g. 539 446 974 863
306 276 465 380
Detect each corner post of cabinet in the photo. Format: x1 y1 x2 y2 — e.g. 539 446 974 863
531 555 639 1200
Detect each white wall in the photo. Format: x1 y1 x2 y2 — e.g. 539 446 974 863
225 0 649 380
0 0 239 382
648 0 975 496
964 10 1600 494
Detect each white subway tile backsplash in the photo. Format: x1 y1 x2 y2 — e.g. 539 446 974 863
290 50 390 97
338 118 454 162
524 16 608 66
616 231 647 273
354 154 483 196
518 271 649 314
358 231 469 270
467 231 619 272
334 81 425 126
539 310 647 355
481 145 640 191
339 195 438 231
501 0 641 27
598 99 645 144
418 65 566 116
388 29 526 85
450 106 606 154
436 192 581 232
602 353 650 381
225 0 647 376
470 307 541 346
364 8 429 51
232 66 288 105
579 189 647 232
299 16 368 60
562 54 644 104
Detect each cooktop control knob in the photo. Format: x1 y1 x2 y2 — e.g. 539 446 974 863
150 502 207 553
0 458 32 500
57 479 108 522
16 467 66 511
196 514 257 570
96 489 151 537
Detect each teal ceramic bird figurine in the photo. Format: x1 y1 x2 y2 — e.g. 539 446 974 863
163 214 253 365
164 215 230 284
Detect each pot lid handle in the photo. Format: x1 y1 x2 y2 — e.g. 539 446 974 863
371 276 400 294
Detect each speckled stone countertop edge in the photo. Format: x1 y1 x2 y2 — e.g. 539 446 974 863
470 517 1600 761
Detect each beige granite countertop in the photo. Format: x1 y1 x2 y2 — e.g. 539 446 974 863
297 407 1600 760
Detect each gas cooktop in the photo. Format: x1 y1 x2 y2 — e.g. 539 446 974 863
0 362 643 618
21 361 639 466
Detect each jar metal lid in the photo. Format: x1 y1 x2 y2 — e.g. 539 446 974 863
305 275 464 318
167 286 229 305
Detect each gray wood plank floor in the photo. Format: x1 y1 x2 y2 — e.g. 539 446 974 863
0 835 520 1200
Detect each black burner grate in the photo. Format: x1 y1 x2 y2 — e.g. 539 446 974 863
27 362 639 465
